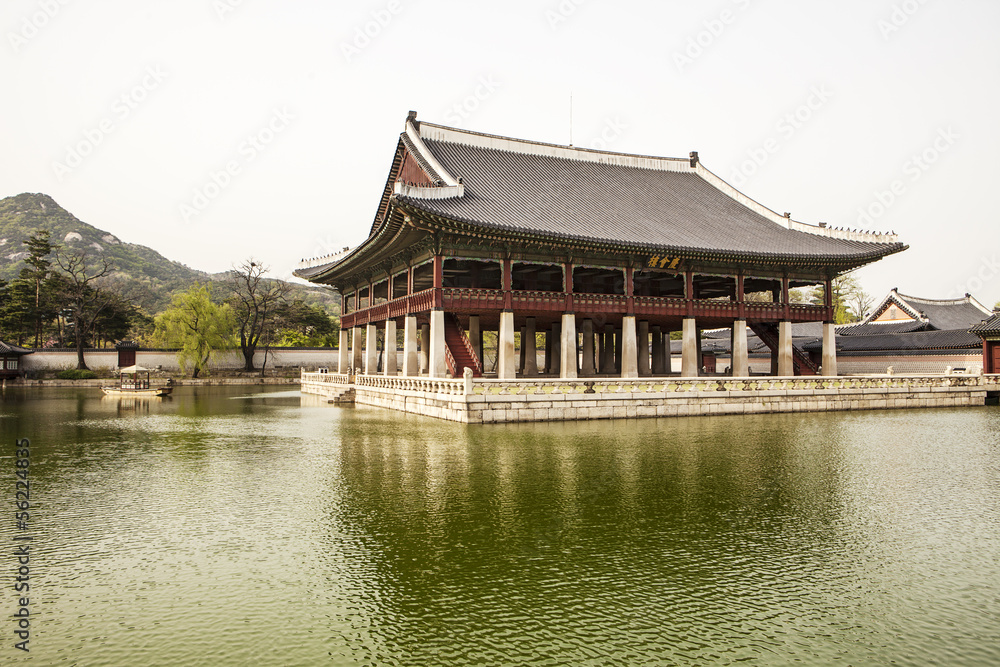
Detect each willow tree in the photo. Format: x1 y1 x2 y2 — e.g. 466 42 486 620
154 284 235 378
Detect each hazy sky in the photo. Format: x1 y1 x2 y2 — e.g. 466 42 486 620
3 0 998 306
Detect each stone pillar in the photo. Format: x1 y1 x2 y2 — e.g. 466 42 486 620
383 319 397 376
560 313 577 379
601 325 616 374
338 329 349 374
651 326 663 375
638 320 650 376
663 331 673 375
822 322 838 376
732 320 749 377
777 320 794 376
519 326 527 374
469 315 482 367
365 323 378 375
614 326 623 373
498 311 516 380
402 315 418 376
551 321 561 376
419 323 430 374
621 316 638 378
681 318 699 377
581 318 596 376
523 317 538 376
429 310 447 378
544 331 553 374
351 327 363 374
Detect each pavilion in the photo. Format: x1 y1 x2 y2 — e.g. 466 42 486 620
296 111 906 380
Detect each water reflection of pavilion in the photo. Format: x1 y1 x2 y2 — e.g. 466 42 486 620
297 112 904 379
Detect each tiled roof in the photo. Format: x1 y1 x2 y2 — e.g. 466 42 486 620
836 320 928 336
0 341 33 355
970 313 1000 335
397 133 905 264
803 328 982 352
895 292 992 330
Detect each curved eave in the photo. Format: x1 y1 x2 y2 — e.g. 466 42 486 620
295 209 422 285
396 198 908 268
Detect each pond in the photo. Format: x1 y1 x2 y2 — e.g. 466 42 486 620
1 386 998 665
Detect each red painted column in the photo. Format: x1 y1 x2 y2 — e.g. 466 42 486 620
685 271 695 318
625 266 634 315
432 254 443 308
564 262 574 312
824 277 834 323
781 276 791 320
502 258 512 310
736 273 746 320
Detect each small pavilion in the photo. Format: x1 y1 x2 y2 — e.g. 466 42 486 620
0 340 33 380
970 313 1000 374
296 112 906 380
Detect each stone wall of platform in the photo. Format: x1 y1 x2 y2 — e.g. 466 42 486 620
302 373 997 424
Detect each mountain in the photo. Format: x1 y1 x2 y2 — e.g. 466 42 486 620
0 193 340 315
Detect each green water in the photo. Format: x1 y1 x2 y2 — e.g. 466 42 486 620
1 386 998 666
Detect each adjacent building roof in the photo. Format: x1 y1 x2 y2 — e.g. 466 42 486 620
297 112 906 281
0 341 33 355
804 328 982 353
970 313 1000 338
842 289 993 336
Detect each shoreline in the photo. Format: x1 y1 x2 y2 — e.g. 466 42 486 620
5 378 301 388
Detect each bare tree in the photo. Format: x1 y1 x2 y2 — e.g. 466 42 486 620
226 258 290 372
52 249 116 370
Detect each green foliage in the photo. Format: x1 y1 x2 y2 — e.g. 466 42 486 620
56 369 97 380
272 298 338 347
154 284 236 378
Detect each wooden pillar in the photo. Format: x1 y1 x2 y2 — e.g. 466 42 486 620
781 276 791 321
383 319 397 376
581 318 596 376
402 315 418 376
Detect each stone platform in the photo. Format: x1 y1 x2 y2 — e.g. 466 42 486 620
301 371 1000 424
